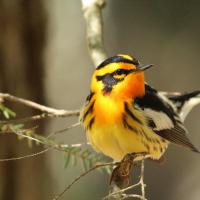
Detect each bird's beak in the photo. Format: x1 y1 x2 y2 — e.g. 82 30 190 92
137 64 154 72
130 64 154 74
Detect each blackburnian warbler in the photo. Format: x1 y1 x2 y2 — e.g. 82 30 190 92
80 54 200 161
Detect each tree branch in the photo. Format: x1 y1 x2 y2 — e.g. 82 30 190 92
81 0 107 66
10 125 84 152
140 160 146 199
0 93 79 118
53 161 118 200
105 161 147 200
0 147 52 162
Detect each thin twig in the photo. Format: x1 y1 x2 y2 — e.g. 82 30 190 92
104 159 147 200
0 114 50 124
0 122 83 153
0 125 39 135
47 122 81 138
0 122 83 162
12 128 84 152
0 147 52 162
140 160 146 199
53 162 118 200
81 0 107 66
105 182 141 199
0 93 79 117
122 194 146 200
0 113 79 125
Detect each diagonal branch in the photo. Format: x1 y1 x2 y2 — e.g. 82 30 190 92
81 0 107 66
10 125 83 152
53 161 118 200
0 93 80 119
0 147 52 162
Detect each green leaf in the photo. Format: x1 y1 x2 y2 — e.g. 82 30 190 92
81 158 90 171
71 154 78 166
12 124 24 131
0 103 16 119
3 110 10 119
64 152 71 169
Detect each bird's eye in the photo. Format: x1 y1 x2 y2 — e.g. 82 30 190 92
114 69 125 75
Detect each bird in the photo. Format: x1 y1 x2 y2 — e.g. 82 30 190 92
80 54 200 162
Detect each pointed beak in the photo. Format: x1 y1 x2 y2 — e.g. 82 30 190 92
130 64 154 74
137 64 154 71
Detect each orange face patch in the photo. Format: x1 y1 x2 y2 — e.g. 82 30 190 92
110 71 145 100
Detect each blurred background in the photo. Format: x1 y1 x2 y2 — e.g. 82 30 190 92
0 0 200 200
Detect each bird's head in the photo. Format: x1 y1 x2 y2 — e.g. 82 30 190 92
91 54 153 100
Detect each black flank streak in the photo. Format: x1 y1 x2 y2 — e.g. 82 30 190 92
143 142 150 151
161 138 166 143
87 117 95 130
159 146 163 153
155 138 161 145
124 102 143 125
141 129 153 142
83 101 95 122
86 92 94 102
153 146 158 151
122 114 138 133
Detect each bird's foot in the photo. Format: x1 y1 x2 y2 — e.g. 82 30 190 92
110 152 147 188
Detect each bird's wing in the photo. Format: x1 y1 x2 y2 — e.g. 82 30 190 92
134 84 199 152
160 90 200 122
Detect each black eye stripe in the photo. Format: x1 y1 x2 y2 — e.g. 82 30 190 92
96 69 133 82
113 69 133 76
96 74 124 94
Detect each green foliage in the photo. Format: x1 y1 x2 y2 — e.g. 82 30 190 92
0 102 111 174
0 102 36 148
0 103 18 133
64 146 101 170
0 103 16 119
0 123 24 133
64 146 112 173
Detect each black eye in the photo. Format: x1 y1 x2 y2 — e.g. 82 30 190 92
114 69 125 75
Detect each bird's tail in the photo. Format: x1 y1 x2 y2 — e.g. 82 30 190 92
161 90 200 122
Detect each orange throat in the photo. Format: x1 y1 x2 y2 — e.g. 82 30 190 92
93 94 125 124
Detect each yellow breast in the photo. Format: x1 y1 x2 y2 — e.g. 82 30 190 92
82 95 168 161
87 122 168 161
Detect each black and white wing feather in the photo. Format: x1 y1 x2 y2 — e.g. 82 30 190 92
160 90 200 122
135 84 199 153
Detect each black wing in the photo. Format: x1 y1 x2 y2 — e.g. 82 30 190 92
135 84 199 153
